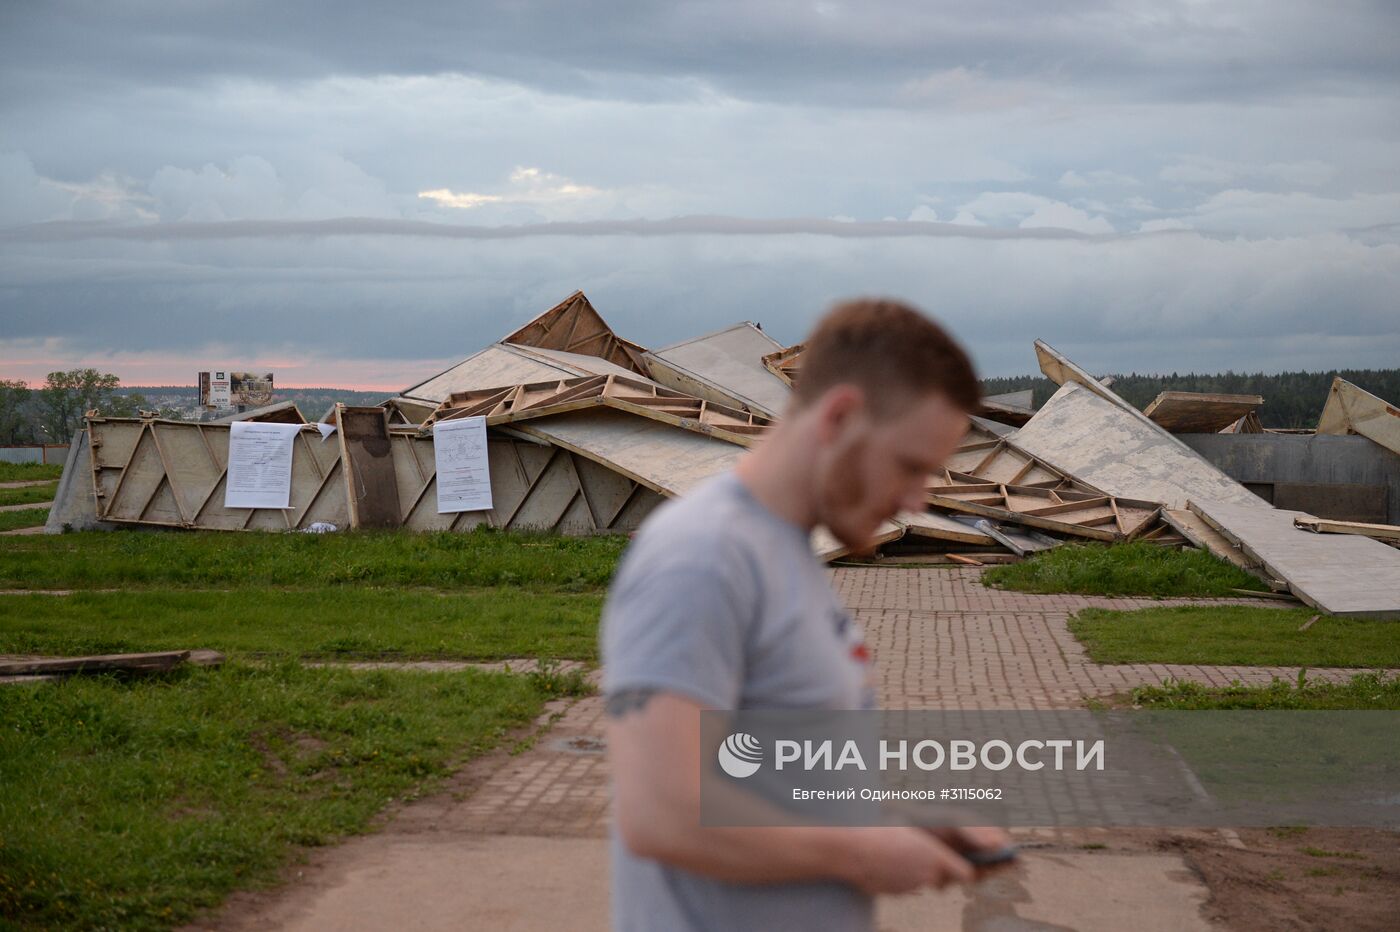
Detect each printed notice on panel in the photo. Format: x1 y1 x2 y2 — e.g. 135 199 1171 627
225 421 301 509
434 416 493 513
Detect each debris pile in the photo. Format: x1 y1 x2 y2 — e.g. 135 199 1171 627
48 291 1400 617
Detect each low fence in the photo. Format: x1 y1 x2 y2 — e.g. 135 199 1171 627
0 444 70 465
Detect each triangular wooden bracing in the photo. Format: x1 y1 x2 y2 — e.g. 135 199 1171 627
85 415 347 531
760 343 804 386
925 422 1161 540
502 291 650 375
422 374 774 448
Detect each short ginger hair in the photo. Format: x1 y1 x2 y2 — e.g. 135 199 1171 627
790 298 980 416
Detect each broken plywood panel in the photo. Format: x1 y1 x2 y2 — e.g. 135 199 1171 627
510 408 747 498
898 510 996 546
401 344 582 404
644 322 791 417
426 374 773 447
979 389 1035 427
1316 377 1400 457
1144 392 1264 434
1012 382 1264 510
1189 499 1400 617
506 344 649 381
1035 339 1246 466
813 521 906 562
1162 508 1269 578
501 290 649 375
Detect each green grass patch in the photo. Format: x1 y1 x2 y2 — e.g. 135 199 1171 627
0 462 63 482
0 588 602 661
0 508 49 533
0 528 626 591
1126 672 1400 710
983 541 1267 597
0 482 57 507
1071 605 1400 667
0 662 563 929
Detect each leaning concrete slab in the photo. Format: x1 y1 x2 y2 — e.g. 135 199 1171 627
1013 383 1264 510
1189 499 1400 617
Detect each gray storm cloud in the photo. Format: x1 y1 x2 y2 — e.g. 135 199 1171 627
1 0 1398 384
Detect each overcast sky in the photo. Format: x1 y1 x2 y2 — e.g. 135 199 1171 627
2 1 1398 390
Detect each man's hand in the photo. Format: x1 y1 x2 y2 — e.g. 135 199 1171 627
924 825 1016 874
842 826 977 894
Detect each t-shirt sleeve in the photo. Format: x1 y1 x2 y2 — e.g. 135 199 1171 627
601 557 754 710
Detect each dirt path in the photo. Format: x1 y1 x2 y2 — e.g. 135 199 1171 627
187 567 1394 931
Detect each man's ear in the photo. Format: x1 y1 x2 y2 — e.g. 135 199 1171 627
814 384 865 443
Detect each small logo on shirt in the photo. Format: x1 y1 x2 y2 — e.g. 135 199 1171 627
717 732 764 778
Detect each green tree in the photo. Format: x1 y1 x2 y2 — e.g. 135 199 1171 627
0 379 36 444
36 369 146 443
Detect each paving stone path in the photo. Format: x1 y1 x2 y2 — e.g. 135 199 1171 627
209 567 1377 931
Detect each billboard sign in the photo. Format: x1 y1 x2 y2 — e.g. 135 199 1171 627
199 370 273 408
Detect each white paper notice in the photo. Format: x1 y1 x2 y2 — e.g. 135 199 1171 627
225 421 301 509
434 416 493 513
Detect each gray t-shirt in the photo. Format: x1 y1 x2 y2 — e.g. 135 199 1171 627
601 471 876 932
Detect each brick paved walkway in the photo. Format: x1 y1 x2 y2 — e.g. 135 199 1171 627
452 566 1372 838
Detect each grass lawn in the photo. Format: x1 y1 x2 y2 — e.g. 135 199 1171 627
984 541 1267 597
0 482 57 507
0 528 626 591
0 462 63 482
1071 605 1400 667
0 662 574 930
0 588 604 661
1126 672 1400 710
0 508 49 533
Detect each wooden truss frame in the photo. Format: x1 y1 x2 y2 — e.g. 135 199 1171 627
85 413 349 531
926 423 1161 540
502 290 650 375
760 343 803 386
422 374 774 447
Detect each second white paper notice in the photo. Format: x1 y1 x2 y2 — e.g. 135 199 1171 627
434 416 493 513
225 421 302 509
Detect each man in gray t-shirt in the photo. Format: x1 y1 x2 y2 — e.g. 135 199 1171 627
602 299 1009 931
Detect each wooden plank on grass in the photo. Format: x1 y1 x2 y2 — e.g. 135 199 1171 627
0 650 195 677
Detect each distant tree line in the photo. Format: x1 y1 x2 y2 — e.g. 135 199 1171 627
980 368 1400 429
0 370 180 445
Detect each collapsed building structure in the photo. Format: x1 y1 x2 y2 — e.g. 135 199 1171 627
47 291 1400 616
